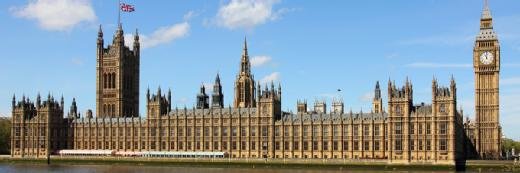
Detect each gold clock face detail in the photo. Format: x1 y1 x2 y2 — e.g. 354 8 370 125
480 51 494 65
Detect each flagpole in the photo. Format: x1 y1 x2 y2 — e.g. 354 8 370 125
118 0 121 26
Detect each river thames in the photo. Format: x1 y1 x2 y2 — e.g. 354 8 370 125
0 163 471 173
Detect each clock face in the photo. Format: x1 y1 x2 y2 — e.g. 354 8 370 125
480 51 494 65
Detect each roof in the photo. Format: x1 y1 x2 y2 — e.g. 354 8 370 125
278 112 388 123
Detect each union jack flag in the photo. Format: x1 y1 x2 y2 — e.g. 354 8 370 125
120 3 135 12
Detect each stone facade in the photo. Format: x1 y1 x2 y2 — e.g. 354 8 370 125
96 24 140 118
470 2 502 160
9 2 501 164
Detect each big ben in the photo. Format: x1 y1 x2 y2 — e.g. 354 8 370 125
473 1 501 159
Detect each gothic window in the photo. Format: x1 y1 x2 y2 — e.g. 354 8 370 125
363 125 369 136
439 123 447 135
303 126 309 136
293 127 299 137
222 127 228 136
111 73 116 88
107 73 111 89
312 126 319 137
353 125 359 136
395 106 402 115
439 139 447 151
333 125 339 136
275 126 280 136
103 73 107 88
395 139 402 151
204 127 210 137
426 123 431 135
251 127 256 137
374 126 380 136
323 127 329 136
241 127 247 136
239 83 244 102
343 125 348 136
195 127 201 137
284 126 290 136
323 141 329 150
440 104 446 113
231 127 237 136
395 123 402 135
261 126 268 137
111 104 115 116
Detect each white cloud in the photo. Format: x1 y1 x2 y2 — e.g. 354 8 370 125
260 72 280 84
125 22 190 49
250 56 272 67
405 63 471 68
10 0 96 31
359 92 374 102
214 0 288 30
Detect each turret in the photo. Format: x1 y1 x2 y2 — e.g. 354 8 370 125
36 93 41 109
297 100 307 113
212 73 224 108
11 94 15 110
60 95 64 109
197 84 209 109
97 25 103 45
450 75 457 100
133 29 140 55
146 87 150 102
157 86 161 97
373 81 383 113
69 98 78 118
168 88 172 112
278 83 282 99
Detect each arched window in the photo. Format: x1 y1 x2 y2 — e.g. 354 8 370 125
111 73 116 88
103 104 107 115
107 73 111 89
103 74 107 89
111 104 115 116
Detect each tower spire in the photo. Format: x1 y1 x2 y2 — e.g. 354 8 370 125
481 0 492 20
240 37 250 74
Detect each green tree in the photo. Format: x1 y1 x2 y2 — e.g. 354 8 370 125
0 117 11 154
502 137 520 155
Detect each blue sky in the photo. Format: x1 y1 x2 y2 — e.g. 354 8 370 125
0 0 519 140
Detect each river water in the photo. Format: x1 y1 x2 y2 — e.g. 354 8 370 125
0 163 464 173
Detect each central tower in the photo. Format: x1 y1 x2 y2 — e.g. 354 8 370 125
96 24 140 118
473 0 501 159
234 38 256 108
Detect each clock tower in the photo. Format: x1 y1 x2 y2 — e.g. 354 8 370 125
473 0 501 159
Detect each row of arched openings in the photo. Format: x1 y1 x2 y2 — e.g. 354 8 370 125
103 104 116 117
103 73 116 89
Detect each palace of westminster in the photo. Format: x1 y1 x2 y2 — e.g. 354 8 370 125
9 2 503 164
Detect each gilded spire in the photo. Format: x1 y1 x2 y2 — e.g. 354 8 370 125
482 0 492 19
